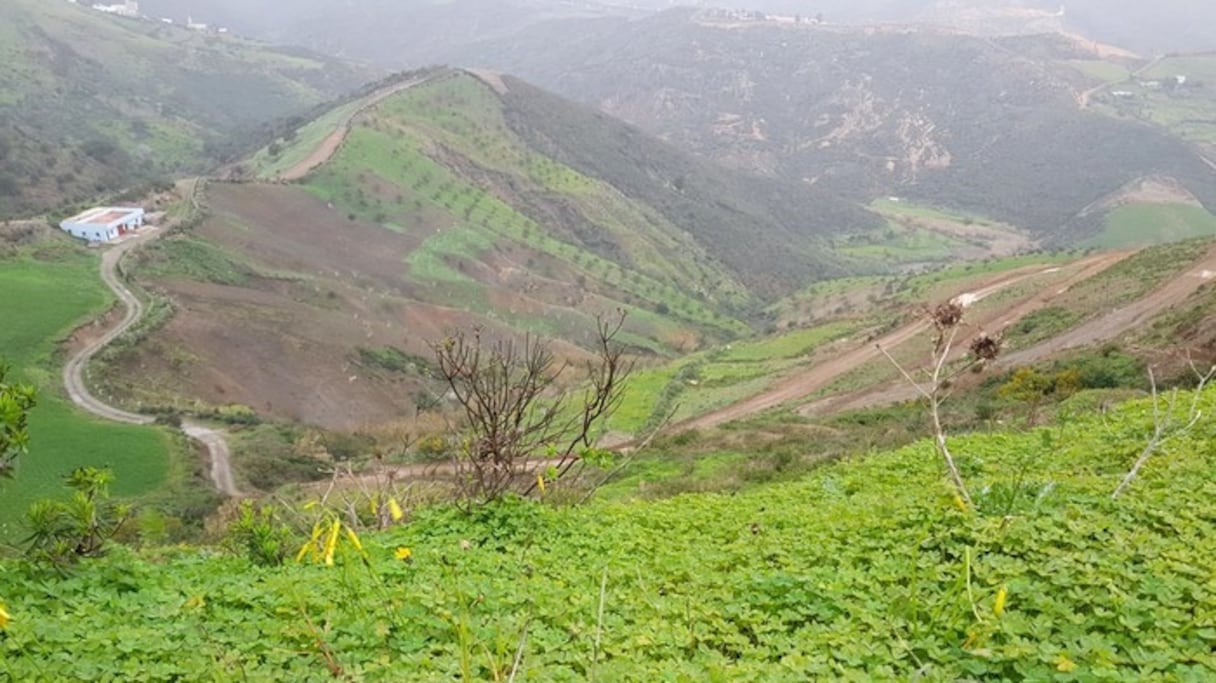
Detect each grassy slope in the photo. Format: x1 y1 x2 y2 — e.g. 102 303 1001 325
500 76 882 298
1081 203 1216 248
3 389 1215 679
0 241 171 538
0 0 371 217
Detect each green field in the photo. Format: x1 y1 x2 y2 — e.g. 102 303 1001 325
1083 202 1216 248
3 388 1214 679
869 198 1000 226
0 242 171 538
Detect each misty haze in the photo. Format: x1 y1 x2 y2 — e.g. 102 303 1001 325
2 0 1215 679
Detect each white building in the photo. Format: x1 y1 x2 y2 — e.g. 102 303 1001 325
91 1 138 17
60 207 145 243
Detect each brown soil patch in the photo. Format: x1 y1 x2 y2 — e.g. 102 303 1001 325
116 182 617 430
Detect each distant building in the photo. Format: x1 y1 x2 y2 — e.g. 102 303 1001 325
91 1 138 17
59 207 144 243
186 15 208 31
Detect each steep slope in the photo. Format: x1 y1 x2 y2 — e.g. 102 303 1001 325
0 0 374 218
102 72 879 428
455 11 1216 243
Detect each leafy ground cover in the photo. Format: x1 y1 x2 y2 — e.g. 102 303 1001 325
0 240 172 538
3 388 1214 680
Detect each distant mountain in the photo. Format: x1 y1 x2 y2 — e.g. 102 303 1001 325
136 0 1215 64
453 10 1216 242
0 0 374 217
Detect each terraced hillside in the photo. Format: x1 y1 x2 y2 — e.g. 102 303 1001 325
99 73 880 428
0 0 373 218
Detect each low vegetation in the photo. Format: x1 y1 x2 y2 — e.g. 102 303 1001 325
2 386 1214 679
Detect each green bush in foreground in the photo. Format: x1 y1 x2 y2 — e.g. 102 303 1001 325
2 389 1215 681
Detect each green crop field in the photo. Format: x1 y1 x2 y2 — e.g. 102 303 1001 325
3 387 1215 679
1083 203 1216 248
869 198 1000 227
0 242 171 538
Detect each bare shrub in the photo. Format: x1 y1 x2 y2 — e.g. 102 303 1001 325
431 312 632 506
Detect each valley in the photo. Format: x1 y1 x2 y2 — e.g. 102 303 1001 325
3 2 1216 678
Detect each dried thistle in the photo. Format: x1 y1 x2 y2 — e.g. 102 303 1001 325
932 302 964 330
969 332 1002 362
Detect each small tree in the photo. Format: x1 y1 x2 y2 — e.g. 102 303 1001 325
0 362 37 479
25 467 130 571
431 312 633 506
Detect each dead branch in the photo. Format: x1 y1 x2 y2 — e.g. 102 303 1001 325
1112 361 1215 499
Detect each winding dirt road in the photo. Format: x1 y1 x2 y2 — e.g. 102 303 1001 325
62 226 242 497
675 251 1133 431
63 232 159 426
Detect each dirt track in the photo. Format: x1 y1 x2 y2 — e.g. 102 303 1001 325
61 220 244 497
675 251 1133 431
1000 243 1216 366
801 245 1216 417
63 231 160 426
278 74 441 181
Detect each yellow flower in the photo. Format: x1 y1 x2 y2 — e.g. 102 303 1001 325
536 474 546 495
369 497 380 516
0 602 9 631
394 546 413 562
323 519 341 567
296 521 325 563
184 595 206 611
993 585 1008 618
1055 655 1077 673
345 527 366 555
952 495 968 513
388 498 405 523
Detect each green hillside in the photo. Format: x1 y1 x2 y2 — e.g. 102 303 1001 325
0 0 373 218
0 237 174 538
1082 202 1216 248
3 387 1214 679
97 73 884 428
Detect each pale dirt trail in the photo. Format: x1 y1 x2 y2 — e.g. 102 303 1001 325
675 252 1132 431
278 74 443 182
63 232 159 426
62 225 243 496
1000 243 1216 367
800 245 1216 417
